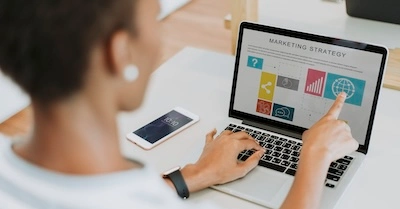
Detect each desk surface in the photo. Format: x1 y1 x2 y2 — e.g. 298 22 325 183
118 47 400 209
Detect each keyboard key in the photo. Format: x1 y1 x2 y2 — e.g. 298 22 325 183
330 162 338 168
266 138 274 143
274 140 283 146
282 143 291 148
237 154 243 160
258 160 286 172
344 156 354 161
229 124 237 128
259 142 266 147
250 133 258 138
245 128 253 132
246 150 255 156
325 183 335 188
291 151 300 157
283 149 292 154
266 150 273 155
232 129 241 133
241 155 249 161
292 145 301 151
297 142 302 145
272 152 281 158
337 164 348 171
289 157 299 163
237 151 246 160
336 159 351 165
273 146 283 152
281 161 290 167
272 158 282 164
266 144 274 149
290 163 298 169
262 155 273 161
254 131 261 134
237 126 245 130
327 174 340 182
225 126 234 131
281 154 290 160
262 133 270 137
328 168 344 176
279 137 288 142
285 169 296 176
287 140 296 144
270 135 279 139
258 136 266 141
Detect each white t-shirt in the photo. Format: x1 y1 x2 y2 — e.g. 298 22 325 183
0 135 218 209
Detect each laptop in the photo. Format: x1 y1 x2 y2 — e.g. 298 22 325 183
346 0 400 25
211 22 388 208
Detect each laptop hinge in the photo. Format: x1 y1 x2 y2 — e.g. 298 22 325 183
242 120 302 140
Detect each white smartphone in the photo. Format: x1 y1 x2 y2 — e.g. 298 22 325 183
126 107 200 150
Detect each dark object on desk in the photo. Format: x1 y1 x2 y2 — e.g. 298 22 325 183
346 0 400 25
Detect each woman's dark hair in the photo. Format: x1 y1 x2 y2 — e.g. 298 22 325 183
0 0 137 104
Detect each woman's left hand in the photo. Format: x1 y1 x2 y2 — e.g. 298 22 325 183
179 129 265 192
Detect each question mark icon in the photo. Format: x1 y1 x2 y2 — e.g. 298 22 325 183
252 58 258 67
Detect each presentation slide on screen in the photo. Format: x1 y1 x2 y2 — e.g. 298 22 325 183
234 29 383 145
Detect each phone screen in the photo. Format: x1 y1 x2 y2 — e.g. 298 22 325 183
133 110 193 144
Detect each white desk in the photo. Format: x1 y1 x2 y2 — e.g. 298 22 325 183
258 0 400 49
118 47 400 209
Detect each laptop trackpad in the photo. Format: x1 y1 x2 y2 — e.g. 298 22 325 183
213 167 292 208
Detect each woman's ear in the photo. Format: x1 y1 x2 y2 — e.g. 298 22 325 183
106 31 132 76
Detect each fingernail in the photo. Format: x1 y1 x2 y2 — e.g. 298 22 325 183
340 92 347 98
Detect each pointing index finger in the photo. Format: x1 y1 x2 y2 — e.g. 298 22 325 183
326 92 346 119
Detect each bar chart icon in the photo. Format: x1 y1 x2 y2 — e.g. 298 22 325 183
304 69 326 97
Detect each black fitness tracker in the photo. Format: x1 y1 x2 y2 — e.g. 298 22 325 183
162 166 190 199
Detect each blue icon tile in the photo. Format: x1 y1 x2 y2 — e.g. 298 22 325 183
272 103 295 121
323 73 366 106
247 56 264 70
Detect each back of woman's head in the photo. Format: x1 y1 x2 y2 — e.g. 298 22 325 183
0 0 137 104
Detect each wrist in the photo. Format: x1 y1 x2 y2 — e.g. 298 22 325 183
163 166 190 199
180 163 215 193
300 146 332 170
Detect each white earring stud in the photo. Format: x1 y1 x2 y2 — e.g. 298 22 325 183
123 65 139 82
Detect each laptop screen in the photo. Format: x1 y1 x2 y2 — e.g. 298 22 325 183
231 23 387 148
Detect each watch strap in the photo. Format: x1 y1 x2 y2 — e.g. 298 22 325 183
166 169 190 199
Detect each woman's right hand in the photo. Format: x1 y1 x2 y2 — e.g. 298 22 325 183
301 92 359 164
280 92 359 209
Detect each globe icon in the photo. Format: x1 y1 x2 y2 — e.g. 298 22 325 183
332 78 355 99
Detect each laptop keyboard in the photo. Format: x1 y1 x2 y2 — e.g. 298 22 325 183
225 124 354 189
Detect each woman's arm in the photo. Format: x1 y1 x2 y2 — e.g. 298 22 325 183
281 92 358 209
280 151 330 209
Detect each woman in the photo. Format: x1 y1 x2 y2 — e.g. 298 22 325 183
0 0 358 208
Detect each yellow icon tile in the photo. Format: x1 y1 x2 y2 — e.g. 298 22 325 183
258 72 277 101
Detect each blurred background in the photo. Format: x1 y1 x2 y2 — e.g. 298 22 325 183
0 0 399 136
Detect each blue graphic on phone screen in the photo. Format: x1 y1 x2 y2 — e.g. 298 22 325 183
134 110 193 144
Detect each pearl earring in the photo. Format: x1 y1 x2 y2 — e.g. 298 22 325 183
123 65 139 82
